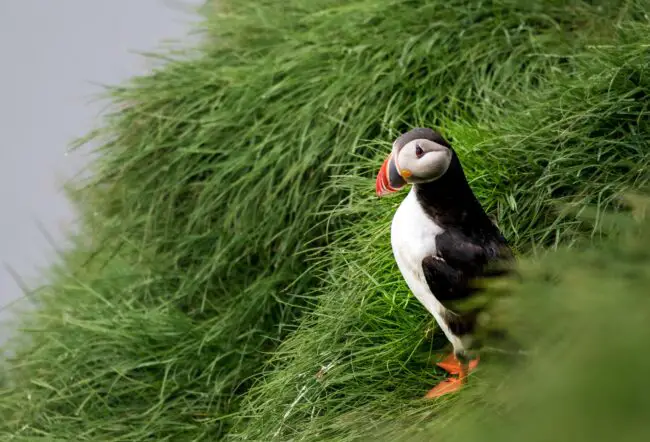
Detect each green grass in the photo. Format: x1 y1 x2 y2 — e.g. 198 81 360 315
1 0 650 440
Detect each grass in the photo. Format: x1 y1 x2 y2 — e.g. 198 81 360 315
1 0 650 440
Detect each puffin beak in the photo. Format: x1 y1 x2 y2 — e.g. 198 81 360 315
376 152 407 197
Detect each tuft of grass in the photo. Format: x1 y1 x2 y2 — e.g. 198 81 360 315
0 1 649 441
451 24 650 248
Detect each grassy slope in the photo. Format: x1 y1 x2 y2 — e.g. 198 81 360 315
0 1 649 441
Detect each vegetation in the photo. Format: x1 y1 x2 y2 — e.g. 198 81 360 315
1 1 649 440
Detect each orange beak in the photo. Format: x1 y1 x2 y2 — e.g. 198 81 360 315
376 152 407 197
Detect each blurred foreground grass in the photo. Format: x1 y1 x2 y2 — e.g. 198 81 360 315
1 1 650 440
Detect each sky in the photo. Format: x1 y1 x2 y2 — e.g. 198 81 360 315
0 0 203 342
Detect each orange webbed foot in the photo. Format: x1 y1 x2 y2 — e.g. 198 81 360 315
424 377 463 398
424 353 479 399
435 353 479 375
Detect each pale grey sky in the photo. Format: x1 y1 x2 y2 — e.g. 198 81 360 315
0 0 203 341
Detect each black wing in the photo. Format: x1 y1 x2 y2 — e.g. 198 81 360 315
421 255 474 306
421 256 480 336
435 229 512 273
421 229 513 308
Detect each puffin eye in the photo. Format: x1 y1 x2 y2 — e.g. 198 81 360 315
415 144 424 158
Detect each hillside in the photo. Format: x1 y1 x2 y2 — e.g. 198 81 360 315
1 1 650 440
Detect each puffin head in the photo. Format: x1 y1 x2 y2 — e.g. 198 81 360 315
376 128 454 197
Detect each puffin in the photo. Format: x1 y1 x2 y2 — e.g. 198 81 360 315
375 128 514 398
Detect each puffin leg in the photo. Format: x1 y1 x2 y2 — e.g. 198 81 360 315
423 353 479 399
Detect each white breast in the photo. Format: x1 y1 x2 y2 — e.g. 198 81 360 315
390 188 465 350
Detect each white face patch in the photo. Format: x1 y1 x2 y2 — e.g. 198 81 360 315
396 138 452 184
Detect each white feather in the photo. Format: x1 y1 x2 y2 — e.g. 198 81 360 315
390 188 466 353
